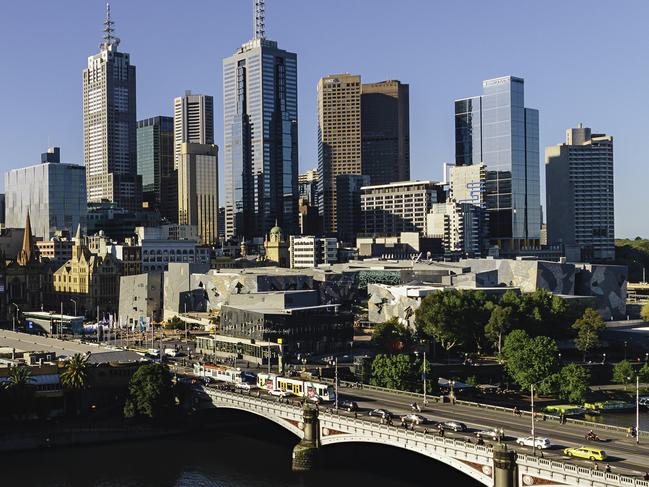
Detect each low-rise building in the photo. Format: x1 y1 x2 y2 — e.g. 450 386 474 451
289 236 338 268
356 232 443 259
118 272 163 327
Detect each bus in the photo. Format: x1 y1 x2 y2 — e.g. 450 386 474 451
257 373 336 402
193 364 257 390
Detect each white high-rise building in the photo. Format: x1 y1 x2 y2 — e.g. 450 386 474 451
82 3 141 211
173 91 214 170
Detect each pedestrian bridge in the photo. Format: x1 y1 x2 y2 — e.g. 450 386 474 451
195 387 649 487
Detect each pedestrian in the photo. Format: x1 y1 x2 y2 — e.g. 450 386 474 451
626 427 632 438
605 465 611 473
593 462 599 471
513 406 519 416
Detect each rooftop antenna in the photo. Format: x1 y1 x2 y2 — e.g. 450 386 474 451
254 0 266 40
100 2 120 50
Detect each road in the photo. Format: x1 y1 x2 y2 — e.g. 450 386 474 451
336 385 649 478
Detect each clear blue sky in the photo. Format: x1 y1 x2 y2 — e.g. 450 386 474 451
0 0 647 238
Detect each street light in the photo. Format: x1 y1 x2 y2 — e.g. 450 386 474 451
531 383 536 457
624 341 628 361
10 303 20 333
70 299 77 317
602 353 607 365
636 375 641 445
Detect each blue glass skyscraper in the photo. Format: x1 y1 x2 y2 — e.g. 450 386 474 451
455 76 540 251
223 1 298 239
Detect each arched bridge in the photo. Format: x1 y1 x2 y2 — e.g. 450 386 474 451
194 386 649 487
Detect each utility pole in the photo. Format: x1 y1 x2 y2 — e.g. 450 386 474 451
60 301 64 339
423 351 428 405
335 357 339 410
637 375 641 445
531 383 536 456
267 342 271 375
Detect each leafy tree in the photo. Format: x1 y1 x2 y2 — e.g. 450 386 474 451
502 330 560 395
60 353 90 416
572 308 605 362
641 302 649 323
639 363 649 383
415 290 490 358
612 360 635 389
485 305 512 356
370 354 417 391
558 364 591 404
124 363 175 419
372 318 413 353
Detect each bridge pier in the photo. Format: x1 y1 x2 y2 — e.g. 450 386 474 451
292 403 320 472
493 443 517 487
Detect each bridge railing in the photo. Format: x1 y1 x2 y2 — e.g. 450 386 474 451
517 453 649 487
330 379 648 436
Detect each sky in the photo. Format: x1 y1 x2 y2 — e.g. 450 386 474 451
0 0 647 238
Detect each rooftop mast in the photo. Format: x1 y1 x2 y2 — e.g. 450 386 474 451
100 2 120 50
254 0 266 40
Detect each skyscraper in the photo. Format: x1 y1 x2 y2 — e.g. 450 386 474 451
361 80 410 185
317 74 362 235
5 148 87 239
83 3 141 211
455 76 540 251
223 0 298 239
178 143 219 245
173 91 214 169
545 125 615 260
137 116 176 221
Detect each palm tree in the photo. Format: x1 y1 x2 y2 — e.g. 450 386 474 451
4 366 35 419
60 353 89 416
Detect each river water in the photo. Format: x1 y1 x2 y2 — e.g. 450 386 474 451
2 412 478 487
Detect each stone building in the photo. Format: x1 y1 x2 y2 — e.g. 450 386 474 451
263 224 289 267
52 226 120 318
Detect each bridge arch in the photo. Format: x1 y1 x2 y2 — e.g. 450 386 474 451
320 435 492 486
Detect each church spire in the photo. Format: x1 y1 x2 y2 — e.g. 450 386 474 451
17 212 34 266
100 2 120 50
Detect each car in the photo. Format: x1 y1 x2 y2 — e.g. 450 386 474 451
368 408 393 419
401 414 429 425
439 421 468 432
563 446 607 461
339 400 358 412
268 389 293 398
476 429 500 440
516 436 552 449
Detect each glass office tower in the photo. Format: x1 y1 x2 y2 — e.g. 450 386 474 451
455 76 540 250
223 35 298 239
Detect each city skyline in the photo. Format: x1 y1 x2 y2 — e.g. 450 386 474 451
0 1 647 237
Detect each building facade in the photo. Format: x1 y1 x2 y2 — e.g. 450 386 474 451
223 7 299 239
361 180 445 236
361 80 410 186
336 174 370 243
455 76 540 251
545 125 615 261
4 148 87 239
289 236 338 269
137 116 176 221
317 74 362 236
264 224 289 267
173 91 214 170
177 143 219 245
83 5 142 211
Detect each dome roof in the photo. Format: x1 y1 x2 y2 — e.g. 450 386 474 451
269 223 282 236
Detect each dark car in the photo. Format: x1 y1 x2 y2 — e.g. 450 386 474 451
440 421 468 432
368 408 393 419
340 400 358 412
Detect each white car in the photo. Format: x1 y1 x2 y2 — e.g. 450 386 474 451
476 429 500 440
516 436 552 449
268 389 293 398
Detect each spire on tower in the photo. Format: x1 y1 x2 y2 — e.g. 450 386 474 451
100 2 120 50
254 0 266 40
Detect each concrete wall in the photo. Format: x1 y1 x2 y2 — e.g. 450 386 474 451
118 272 163 325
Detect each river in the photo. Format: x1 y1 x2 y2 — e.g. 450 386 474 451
1 411 479 487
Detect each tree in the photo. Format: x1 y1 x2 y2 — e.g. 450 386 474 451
372 318 413 353
3 366 35 419
415 290 490 358
485 305 512 356
123 363 175 419
612 360 635 389
60 353 89 416
502 330 560 394
641 302 649 323
370 354 417 391
572 308 605 362
639 363 649 383
558 364 591 404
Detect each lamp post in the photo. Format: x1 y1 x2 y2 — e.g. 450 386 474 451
10 303 20 333
335 357 339 410
624 340 628 361
636 375 641 445
531 383 536 457
602 353 607 365
70 299 77 317
423 351 428 406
